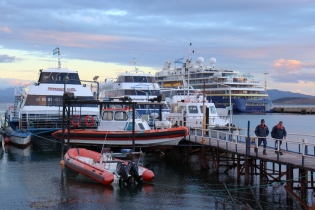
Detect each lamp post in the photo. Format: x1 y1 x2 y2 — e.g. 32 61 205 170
215 83 232 132
264 72 269 90
135 89 149 114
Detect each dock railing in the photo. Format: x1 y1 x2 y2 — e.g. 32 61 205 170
188 125 315 166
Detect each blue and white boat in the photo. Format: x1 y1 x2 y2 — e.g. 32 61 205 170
5 48 99 135
155 57 274 113
4 127 31 146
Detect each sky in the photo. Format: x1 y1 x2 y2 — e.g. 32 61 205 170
0 0 315 95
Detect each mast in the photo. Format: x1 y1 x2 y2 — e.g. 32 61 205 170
53 47 61 68
187 43 194 98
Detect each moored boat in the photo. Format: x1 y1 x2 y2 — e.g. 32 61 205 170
5 48 99 136
52 107 189 146
64 148 154 185
4 127 31 146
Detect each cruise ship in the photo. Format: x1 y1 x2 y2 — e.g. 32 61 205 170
5 48 99 135
155 57 274 113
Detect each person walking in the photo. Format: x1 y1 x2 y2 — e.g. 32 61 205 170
271 121 287 155
254 119 270 155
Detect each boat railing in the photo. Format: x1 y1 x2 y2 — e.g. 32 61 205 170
188 126 315 165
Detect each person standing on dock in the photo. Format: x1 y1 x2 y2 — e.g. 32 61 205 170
271 121 287 155
254 119 270 155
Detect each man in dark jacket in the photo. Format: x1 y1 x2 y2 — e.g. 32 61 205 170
271 121 287 155
254 119 269 155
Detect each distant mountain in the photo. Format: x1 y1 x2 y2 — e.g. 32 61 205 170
267 89 315 100
272 97 315 104
0 87 15 103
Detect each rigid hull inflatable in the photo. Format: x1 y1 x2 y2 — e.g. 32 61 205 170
64 148 154 185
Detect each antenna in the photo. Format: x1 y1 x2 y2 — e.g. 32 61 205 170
129 58 138 72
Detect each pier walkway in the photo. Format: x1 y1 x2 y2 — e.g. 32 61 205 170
188 129 315 170
183 125 315 208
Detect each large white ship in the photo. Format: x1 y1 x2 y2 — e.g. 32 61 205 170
5 48 99 135
155 57 274 113
99 59 170 123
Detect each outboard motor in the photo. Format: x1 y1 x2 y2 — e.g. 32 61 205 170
116 162 131 185
128 161 143 184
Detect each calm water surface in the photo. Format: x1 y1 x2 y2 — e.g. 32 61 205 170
1 103 315 209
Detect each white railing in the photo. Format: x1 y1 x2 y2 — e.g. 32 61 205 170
187 126 315 166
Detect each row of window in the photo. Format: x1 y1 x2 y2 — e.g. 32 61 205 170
106 89 161 97
116 76 156 83
24 95 97 107
39 72 81 84
171 105 217 115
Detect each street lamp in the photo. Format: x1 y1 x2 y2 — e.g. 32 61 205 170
264 72 269 90
215 83 232 132
134 89 149 114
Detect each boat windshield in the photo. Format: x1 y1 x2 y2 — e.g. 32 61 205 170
127 111 141 119
118 76 156 83
39 72 81 84
200 105 217 114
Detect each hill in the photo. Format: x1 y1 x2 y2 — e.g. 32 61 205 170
272 97 315 105
267 89 315 100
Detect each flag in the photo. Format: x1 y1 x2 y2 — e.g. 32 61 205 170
174 57 184 64
53 47 59 55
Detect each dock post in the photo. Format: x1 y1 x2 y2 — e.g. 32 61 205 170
246 121 250 156
300 169 308 200
200 146 209 170
216 149 220 173
245 157 250 185
237 155 241 183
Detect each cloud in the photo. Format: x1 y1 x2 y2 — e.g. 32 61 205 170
0 26 11 33
273 59 303 73
272 59 315 83
0 54 16 63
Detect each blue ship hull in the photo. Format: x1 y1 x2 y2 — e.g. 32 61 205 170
207 96 274 113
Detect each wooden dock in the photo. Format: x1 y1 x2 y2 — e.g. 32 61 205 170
273 106 315 114
173 128 315 208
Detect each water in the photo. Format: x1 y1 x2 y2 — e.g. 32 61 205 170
1 103 315 209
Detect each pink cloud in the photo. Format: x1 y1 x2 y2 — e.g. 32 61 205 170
0 26 11 33
18 29 141 48
273 59 302 73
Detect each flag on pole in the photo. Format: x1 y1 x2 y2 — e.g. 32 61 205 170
53 47 59 55
174 57 184 64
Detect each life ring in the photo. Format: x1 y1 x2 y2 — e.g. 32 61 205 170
71 115 81 127
84 115 95 127
8 106 14 111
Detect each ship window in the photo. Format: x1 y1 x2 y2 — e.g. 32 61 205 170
39 72 81 84
114 111 128 121
125 89 136 95
209 106 217 114
138 123 145 130
133 76 147 83
188 106 198 114
135 90 147 95
102 111 113 121
147 77 156 83
150 90 161 95
124 76 133 82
